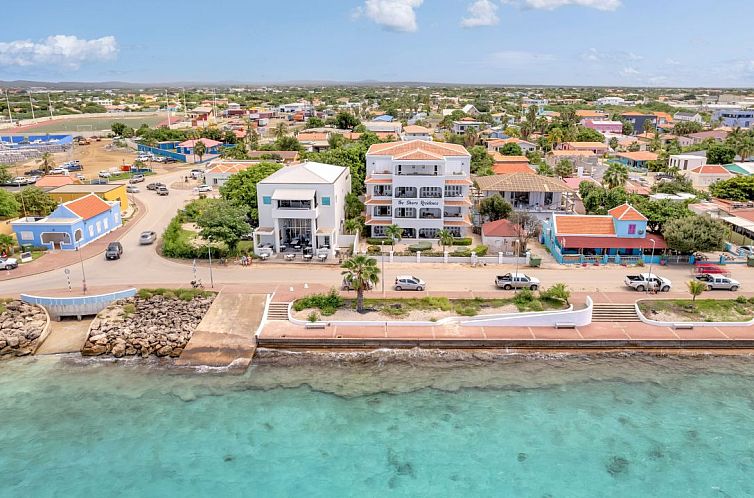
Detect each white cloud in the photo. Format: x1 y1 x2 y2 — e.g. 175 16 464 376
621 66 640 76
461 0 500 28
504 0 621 11
358 0 424 32
490 50 556 64
665 58 681 66
580 47 642 63
0 35 117 69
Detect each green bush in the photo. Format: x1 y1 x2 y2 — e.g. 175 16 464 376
451 249 471 257
122 303 136 316
367 245 381 254
473 245 488 256
513 288 535 306
420 296 452 311
736 295 748 304
366 237 394 246
137 289 153 299
294 288 344 312
307 311 320 322
455 305 479 316
408 241 433 252
452 238 473 246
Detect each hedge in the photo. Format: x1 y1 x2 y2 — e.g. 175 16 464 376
366 237 394 246
452 237 472 246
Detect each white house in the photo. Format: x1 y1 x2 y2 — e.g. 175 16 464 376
481 219 519 254
254 162 351 257
462 104 480 116
203 159 256 187
401 125 432 141
683 165 734 189
673 111 703 123
596 96 626 106
452 118 486 134
668 154 707 171
487 137 536 154
364 140 472 239
474 173 575 220
364 121 403 136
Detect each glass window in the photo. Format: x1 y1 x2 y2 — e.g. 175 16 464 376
628 224 636 235
263 196 271 205
321 196 330 206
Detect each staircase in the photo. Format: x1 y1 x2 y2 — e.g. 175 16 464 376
592 303 639 322
267 302 291 321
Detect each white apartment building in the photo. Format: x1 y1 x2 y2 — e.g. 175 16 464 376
364 140 472 239
401 125 433 141
452 118 486 134
254 162 350 256
668 154 706 171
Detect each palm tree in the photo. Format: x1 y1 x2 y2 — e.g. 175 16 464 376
384 224 403 252
38 152 54 174
436 229 454 252
0 234 15 255
687 279 706 305
344 217 364 237
193 140 206 163
548 128 564 152
463 128 479 147
341 255 380 313
274 122 288 141
602 163 629 189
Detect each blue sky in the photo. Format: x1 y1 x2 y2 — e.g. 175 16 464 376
1 0 753 87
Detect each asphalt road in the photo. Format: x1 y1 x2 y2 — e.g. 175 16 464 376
2 168 754 297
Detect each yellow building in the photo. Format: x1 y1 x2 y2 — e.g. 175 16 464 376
47 184 129 213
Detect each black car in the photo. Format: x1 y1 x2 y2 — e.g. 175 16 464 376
105 242 123 260
25 169 44 176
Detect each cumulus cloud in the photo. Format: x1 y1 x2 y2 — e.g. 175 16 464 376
0 35 118 69
357 0 424 32
504 0 621 11
461 0 500 28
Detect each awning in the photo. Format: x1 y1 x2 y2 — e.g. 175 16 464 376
254 227 274 235
272 189 315 201
316 227 335 235
558 233 667 250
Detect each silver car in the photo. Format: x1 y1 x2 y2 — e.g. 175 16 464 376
394 275 426 291
694 274 740 291
139 231 157 245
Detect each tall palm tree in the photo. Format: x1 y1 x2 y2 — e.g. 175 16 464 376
38 152 54 174
384 224 403 252
341 255 380 313
436 229 454 252
344 217 363 237
193 140 206 163
687 279 706 305
602 163 629 189
548 128 564 151
274 122 288 141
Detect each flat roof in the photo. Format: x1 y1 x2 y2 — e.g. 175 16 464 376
272 189 316 201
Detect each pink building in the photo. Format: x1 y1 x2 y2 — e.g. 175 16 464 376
581 119 623 134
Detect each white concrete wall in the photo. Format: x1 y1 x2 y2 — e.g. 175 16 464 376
635 300 754 328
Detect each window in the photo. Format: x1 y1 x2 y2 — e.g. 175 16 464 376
103 218 109 230
444 185 463 198
374 206 391 217
420 187 442 198
321 196 330 206
395 207 416 218
96 221 102 234
263 196 271 205
19 231 34 241
74 229 83 241
88 225 94 237
628 224 636 235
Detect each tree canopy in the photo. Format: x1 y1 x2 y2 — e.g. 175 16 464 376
334 111 360 130
15 187 57 216
709 175 754 202
219 162 282 222
0 189 20 218
194 199 251 254
479 195 512 221
663 215 728 253
706 143 736 165
469 146 493 176
499 143 523 156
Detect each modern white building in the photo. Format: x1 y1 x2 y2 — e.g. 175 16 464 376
203 159 256 187
253 162 350 256
452 118 486 134
668 154 706 171
673 111 703 123
596 96 626 106
364 140 472 239
364 121 403 135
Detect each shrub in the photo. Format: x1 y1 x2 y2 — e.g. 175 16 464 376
408 241 433 252
473 245 488 256
539 283 570 305
452 237 473 246
451 249 471 257
381 305 407 317
307 311 320 322
455 305 479 316
420 296 452 311
366 237 394 246
122 303 136 316
320 306 336 316
636 259 645 267
178 291 195 301
513 288 535 306
367 245 381 254
294 288 343 312
137 289 153 299
736 295 748 304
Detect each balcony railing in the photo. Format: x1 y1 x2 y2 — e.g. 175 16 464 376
395 192 418 199
420 193 442 199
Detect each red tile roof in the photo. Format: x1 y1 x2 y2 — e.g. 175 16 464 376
608 203 648 221
482 219 518 237
65 194 111 219
367 140 470 157
493 163 536 174
35 175 76 188
555 215 615 235
691 165 731 175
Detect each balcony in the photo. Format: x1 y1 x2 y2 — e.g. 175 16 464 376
419 208 442 220
394 189 417 199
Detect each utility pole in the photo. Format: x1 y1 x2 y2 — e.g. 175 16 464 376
207 245 214 288
166 89 171 128
47 92 54 118
77 240 87 294
28 91 35 120
5 90 14 125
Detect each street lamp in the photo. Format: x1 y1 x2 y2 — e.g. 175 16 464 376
77 239 87 294
207 243 215 288
646 238 656 294
513 239 520 293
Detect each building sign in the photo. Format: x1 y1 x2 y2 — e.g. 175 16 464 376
395 199 441 207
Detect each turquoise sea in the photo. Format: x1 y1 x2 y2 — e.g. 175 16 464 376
2 352 754 497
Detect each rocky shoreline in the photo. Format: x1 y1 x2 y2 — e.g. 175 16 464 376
82 292 214 358
0 300 47 358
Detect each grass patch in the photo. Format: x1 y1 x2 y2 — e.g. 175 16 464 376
108 171 157 182
122 303 136 316
137 288 215 300
639 299 754 322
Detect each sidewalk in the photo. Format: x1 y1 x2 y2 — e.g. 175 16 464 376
0 198 146 282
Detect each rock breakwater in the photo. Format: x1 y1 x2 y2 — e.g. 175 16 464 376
0 300 47 357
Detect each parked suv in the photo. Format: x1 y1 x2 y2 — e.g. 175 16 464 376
129 174 145 184
156 186 169 196
105 242 123 260
394 275 426 291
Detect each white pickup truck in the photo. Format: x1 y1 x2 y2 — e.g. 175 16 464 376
624 273 672 292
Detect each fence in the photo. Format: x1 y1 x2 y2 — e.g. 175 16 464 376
371 250 528 266
137 144 187 162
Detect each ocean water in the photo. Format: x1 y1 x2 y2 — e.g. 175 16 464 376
2 352 754 497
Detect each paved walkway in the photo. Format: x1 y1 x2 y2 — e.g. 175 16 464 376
0 198 146 282
35 318 91 354
175 289 267 368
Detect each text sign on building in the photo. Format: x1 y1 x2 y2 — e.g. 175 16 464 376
396 199 441 207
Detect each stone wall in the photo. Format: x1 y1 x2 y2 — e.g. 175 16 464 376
82 293 214 358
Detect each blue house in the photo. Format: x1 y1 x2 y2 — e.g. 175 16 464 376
12 194 122 250
712 109 754 128
175 138 223 155
541 203 667 264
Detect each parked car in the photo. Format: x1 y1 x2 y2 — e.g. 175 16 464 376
126 185 140 193
152 156 167 163
694 274 740 291
146 182 165 191
105 242 123 260
156 186 169 196
98 171 112 178
0 257 18 270
394 275 426 291
139 231 157 245
129 174 145 184
194 184 212 192
624 273 671 292
495 272 540 290
25 169 44 176
342 278 373 291
11 177 30 185
49 168 68 175
739 245 754 256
